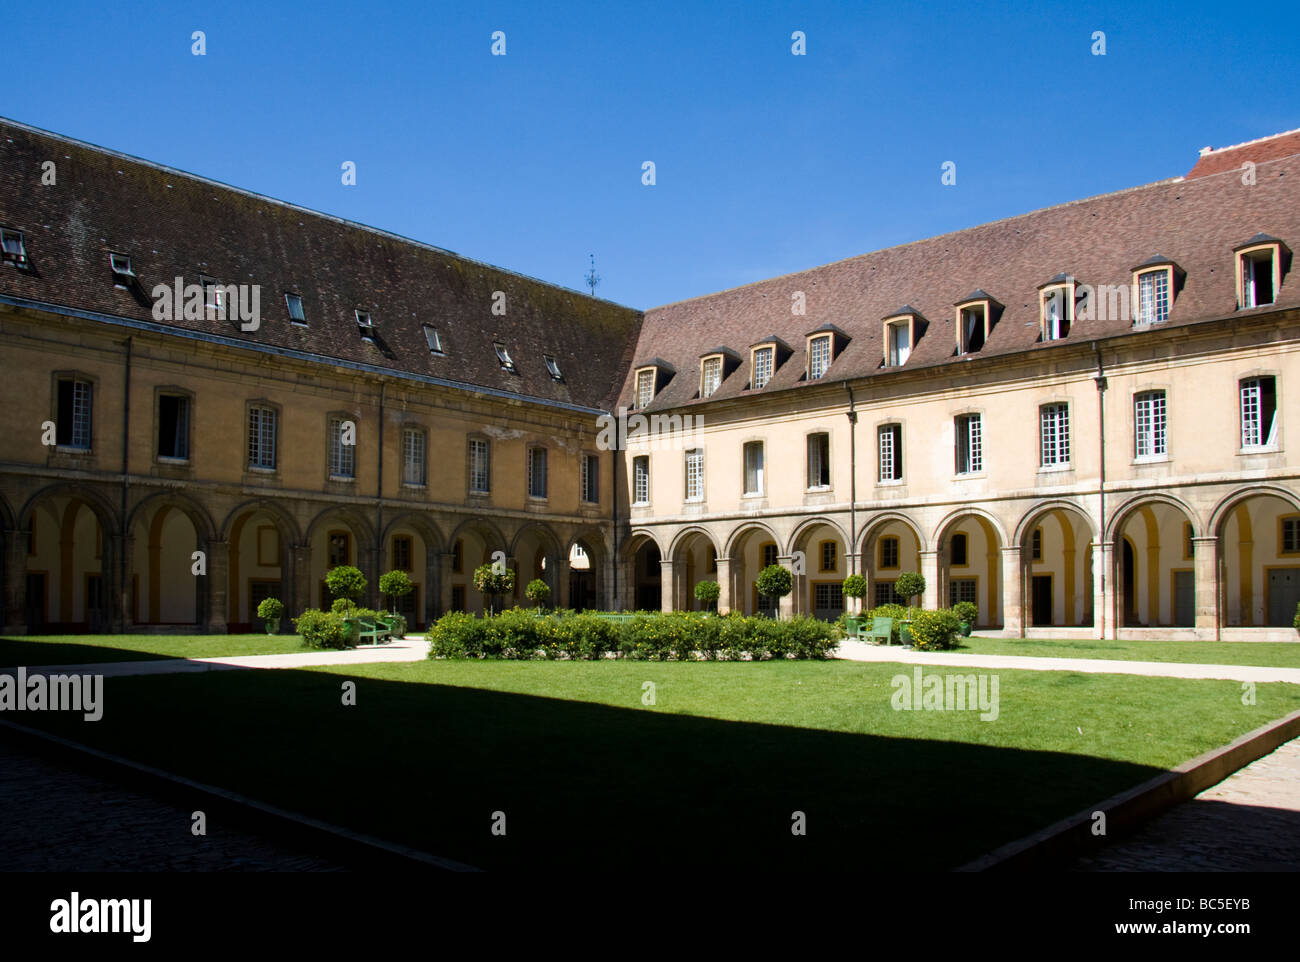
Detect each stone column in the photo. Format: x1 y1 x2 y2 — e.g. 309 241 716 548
1092 541 1114 640
362 544 381 609
438 551 455 614
920 549 940 610
291 542 313 616
1192 535 1220 638
2 528 29 634
778 555 796 620
107 533 129 633
553 557 572 610
715 557 733 614
1001 546 1024 637
206 540 230 634
659 559 677 612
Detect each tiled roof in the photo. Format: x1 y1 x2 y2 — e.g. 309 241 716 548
0 118 642 413
625 139 1300 410
1184 128 1300 179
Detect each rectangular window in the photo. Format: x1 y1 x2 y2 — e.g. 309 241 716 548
357 310 375 341
874 580 902 607
959 306 985 353
808 336 831 379
1282 517 1300 554
1136 271 1169 325
1031 527 1043 561
286 293 306 324
633 455 650 505
701 356 722 397
402 428 426 485
813 582 844 615
248 405 277 469
328 532 350 568
1042 288 1071 340
878 424 902 482
753 347 774 389
495 342 516 371
0 228 27 265
685 448 704 501
887 322 911 366
950 532 969 566
743 441 765 495
955 414 982 474
423 326 444 355
880 536 899 569
948 579 977 609
528 447 548 498
468 438 490 493
392 536 412 571
820 541 837 572
1240 376 1278 448
329 417 355 479
452 539 464 573
1241 250 1275 308
581 453 599 503
1134 390 1167 458
55 378 93 450
1040 403 1070 466
635 369 655 408
544 355 563 381
158 395 190 460
762 544 779 569
807 432 830 488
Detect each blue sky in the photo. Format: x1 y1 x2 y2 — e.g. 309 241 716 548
5 0 1297 309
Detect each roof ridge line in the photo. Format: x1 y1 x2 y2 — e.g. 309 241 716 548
1198 127 1300 156
0 114 641 312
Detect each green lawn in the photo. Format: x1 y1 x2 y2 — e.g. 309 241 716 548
0 633 311 667
954 636 1300 668
13 659 1299 871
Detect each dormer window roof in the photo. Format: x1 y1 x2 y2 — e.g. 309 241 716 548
1130 257 1184 327
953 291 1002 355
1233 234 1290 310
697 347 740 398
633 358 675 408
1037 275 1076 341
804 324 849 381
882 308 926 367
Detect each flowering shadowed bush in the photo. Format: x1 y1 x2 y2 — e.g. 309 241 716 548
908 608 962 650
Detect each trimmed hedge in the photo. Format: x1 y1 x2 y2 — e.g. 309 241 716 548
427 608 838 661
294 608 352 649
909 608 962 650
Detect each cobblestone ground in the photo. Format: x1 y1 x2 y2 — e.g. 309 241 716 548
1073 737 1300 871
0 739 346 871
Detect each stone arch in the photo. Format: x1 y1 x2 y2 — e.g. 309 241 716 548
723 520 781 560
932 505 1009 550
1207 484 1300 536
1012 498 1097 547
1015 501 1097 629
1107 491 1201 543
305 505 377 549
380 511 444 555
1210 485 1300 628
379 511 444 630
786 516 850 558
857 511 927 555
667 526 724 612
219 498 302 546
1110 497 1197 628
934 509 1006 628
788 516 851 619
20 481 121 537
621 529 663 612
566 524 611 611
126 490 218 545
20 482 122 632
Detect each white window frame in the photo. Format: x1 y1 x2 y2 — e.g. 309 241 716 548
955 413 982 474
402 427 426 486
527 446 548 499
633 455 650 505
1134 390 1167 459
884 319 911 367
878 423 902 482
743 441 765 495
700 355 723 397
285 292 306 324
634 368 656 409
806 432 830 489
0 228 27 265
807 335 832 380
468 437 491 494
581 452 599 503
356 310 375 341
955 302 988 355
1040 283 1074 341
544 355 563 381
423 326 444 355
685 448 705 501
752 346 775 389
328 416 356 479
1133 268 1171 326
248 405 277 470
1240 376 1279 450
1039 403 1071 467
1237 244 1280 310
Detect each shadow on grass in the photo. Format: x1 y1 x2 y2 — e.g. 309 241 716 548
7 666 1178 871
0 638 185 667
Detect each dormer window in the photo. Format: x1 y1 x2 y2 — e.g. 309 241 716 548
286 293 306 325
953 291 999 356
808 335 832 379
423 325 444 355
356 310 375 341
494 342 516 372
700 355 722 397
1236 236 1287 309
200 275 224 313
883 314 914 367
1039 276 1075 341
1134 268 1170 325
634 368 656 409
1 228 27 266
544 355 563 381
109 253 136 287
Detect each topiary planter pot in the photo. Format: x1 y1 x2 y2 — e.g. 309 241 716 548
959 622 972 637
265 618 280 635
899 622 912 646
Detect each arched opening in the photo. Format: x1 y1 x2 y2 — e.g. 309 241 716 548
859 516 923 610
447 520 507 615
23 492 115 633
624 534 661 612
727 524 781 616
789 520 848 621
567 528 608 611
936 513 1003 628
1217 491 1300 627
308 511 373 611
130 503 202 628
670 529 720 612
1113 500 1195 627
226 505 293 629
1017 505 1094 628
512 523 564 608
381 516 438 630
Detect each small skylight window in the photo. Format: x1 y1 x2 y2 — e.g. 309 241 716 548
286 293 306 324
424 326 445 355
495 342 516 372
544 355 563 381
356 310 374 341
1 228 27 266
109 253 135 286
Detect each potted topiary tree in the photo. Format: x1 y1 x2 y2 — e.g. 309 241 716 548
474 562 516 616
256 596 284 635
755 564 793 619
893 571 926 646
325 565 367 645
842 574 867 636
525 578 551 612
694 579 720 613
953 600 978 637
379 569 414 638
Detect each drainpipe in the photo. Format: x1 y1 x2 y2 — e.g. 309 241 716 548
611 440 619 609
376 379 385 608
1093 342 1107 640
843 381 858 575
119 336 132 634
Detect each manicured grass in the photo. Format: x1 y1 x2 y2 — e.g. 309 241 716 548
0 633 311 667
954 636 1300 668
14 659 1299 870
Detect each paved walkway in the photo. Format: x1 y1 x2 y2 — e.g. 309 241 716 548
0 738 346 871
834 639 1300 684
0 636 431 679
1072 737 1300 871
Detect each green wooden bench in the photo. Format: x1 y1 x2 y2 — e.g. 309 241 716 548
593 613 638 624
867 616 894 645
346 617 393 646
